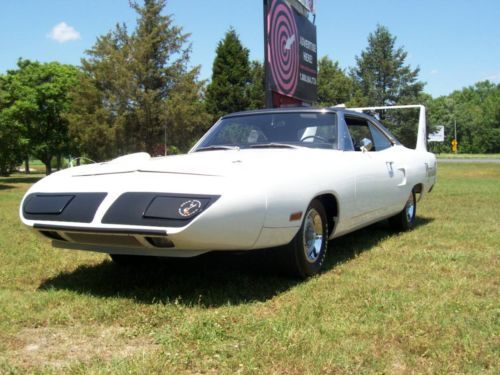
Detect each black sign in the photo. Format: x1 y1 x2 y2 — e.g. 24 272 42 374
265 0 317 104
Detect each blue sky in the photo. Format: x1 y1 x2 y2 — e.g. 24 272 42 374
0 0 499 97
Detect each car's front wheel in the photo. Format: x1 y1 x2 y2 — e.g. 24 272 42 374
275 199 328 278
389 190 416 231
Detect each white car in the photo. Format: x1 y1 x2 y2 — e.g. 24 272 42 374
20 105 436 277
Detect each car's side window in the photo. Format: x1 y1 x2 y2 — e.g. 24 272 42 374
368 122 392 151
345 116 373 151
349 124 372 151
345 116 393 152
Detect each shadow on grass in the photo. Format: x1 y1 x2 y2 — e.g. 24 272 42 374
325 216 433 269
0 176 43 185
0 184 15 190
39 216 433 307
39 251 300 307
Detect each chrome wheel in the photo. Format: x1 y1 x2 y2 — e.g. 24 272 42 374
405 193 415 223
274 199 328 278
303 208 324 263
389 190 417 232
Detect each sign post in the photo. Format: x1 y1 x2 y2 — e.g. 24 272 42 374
428 125 445 142
264 0 317 108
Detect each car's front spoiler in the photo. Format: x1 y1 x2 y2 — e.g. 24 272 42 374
34 223 167 236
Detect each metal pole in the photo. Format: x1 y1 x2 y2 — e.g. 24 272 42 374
263 0 273 109
454 119 457 154
164 124 167 156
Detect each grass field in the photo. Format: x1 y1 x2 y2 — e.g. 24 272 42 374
0 163 498 374
436 153 500 159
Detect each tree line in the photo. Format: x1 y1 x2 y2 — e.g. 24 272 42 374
1 0 498 175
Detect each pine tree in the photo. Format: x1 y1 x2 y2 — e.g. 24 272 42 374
352 25 424 106
246 60 265 110
351 25 425 147
68 0 208 159
205 28 251 120
163 66 211 152
129 0 191 153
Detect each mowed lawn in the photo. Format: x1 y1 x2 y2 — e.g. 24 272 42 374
0 163 498 374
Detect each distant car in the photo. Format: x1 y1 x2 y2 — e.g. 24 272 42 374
20 105 436 277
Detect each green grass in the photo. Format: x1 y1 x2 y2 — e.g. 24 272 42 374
18 158 95 175
0 164 499 373
436 153 500 159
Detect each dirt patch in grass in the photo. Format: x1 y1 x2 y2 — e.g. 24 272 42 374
4 325 158 369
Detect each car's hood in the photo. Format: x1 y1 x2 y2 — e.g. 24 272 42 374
69 149 340 178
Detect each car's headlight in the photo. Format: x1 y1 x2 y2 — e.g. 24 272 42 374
144 196 211 220
102 193 220 228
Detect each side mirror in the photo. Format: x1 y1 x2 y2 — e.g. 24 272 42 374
359 138 373 152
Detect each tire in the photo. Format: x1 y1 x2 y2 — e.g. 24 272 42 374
389 190 416 231
109 254 146 266
275 199 329 278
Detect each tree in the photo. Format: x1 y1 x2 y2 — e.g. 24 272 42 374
0 59 79 175
316 56 354 106
428 81 500 153
205 28 251 120
246 60 265 110
0 105 25 176
0 75 23 175
65 76 117 161
352 25 424 106
69 0 208 160
163 66 211 152
351 25 425 147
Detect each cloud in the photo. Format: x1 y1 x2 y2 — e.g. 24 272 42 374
48 22 80 43
483 72 500 82
430 69 439 75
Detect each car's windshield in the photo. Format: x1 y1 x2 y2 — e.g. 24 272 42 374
195 112 338 151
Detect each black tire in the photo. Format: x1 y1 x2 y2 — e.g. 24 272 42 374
389 190 416 231
109 254 146 266
275 199 329 278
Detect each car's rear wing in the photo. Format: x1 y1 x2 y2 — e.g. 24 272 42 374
349 105 427 152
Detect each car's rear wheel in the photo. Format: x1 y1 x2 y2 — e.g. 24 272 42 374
275 199 328 278
389 190 416 231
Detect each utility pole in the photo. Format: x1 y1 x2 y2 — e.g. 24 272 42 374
451 118 458 154
164 124 167 156
454 119 457 154
454 119 457 141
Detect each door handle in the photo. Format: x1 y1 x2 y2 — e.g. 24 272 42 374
385 161 395 176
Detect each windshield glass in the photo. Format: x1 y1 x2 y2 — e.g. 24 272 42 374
196 112 338 150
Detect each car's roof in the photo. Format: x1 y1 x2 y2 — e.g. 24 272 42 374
221 106 369 119
220 106 400 145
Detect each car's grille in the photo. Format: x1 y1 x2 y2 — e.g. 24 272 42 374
64 233 143 247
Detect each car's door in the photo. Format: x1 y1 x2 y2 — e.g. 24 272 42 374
344 115 406 225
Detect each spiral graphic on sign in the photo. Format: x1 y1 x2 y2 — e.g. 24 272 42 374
267 0 299 95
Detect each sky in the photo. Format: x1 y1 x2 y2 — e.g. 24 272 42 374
0 0 499 98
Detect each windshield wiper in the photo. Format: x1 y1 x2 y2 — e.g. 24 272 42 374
249 143 298 149
195 145 240 152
